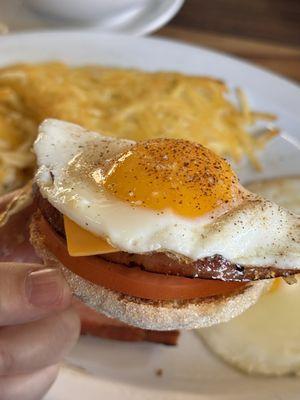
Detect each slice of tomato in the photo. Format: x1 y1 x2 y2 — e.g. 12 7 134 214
36 214 247 301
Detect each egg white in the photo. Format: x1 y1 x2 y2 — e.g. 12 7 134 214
34 119 300 269
198 177 300 376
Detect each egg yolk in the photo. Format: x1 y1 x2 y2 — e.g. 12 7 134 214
100 139 239 218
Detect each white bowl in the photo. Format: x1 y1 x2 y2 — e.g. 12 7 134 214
26 0 184 32
27 0 146 22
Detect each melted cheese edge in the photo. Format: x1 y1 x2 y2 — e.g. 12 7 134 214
64 216 118 256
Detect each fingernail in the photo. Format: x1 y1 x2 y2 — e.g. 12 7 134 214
25 268 64 307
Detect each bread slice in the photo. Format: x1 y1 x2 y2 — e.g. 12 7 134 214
30 213 270 331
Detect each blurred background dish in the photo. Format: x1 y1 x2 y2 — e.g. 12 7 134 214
0 0 184 35
26 0 159 23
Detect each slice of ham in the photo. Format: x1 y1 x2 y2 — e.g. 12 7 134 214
73 298 179 345
0 191 179 345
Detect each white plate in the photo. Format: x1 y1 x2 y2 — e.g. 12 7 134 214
0 31 299 400
0 0 184 35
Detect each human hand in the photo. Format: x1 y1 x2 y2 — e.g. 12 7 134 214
0 193 80 400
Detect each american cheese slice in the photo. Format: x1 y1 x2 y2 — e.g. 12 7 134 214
63 216 118 256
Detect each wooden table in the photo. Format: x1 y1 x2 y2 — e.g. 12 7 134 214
156 0 300 82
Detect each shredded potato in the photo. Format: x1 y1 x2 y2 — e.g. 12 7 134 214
0 62 278 194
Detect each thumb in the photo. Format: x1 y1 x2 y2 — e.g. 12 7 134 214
0 262 72 326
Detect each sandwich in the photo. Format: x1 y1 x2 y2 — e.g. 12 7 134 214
30 119 300 330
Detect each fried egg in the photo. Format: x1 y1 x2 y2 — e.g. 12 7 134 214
34 119 300 270
198 177 300 376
